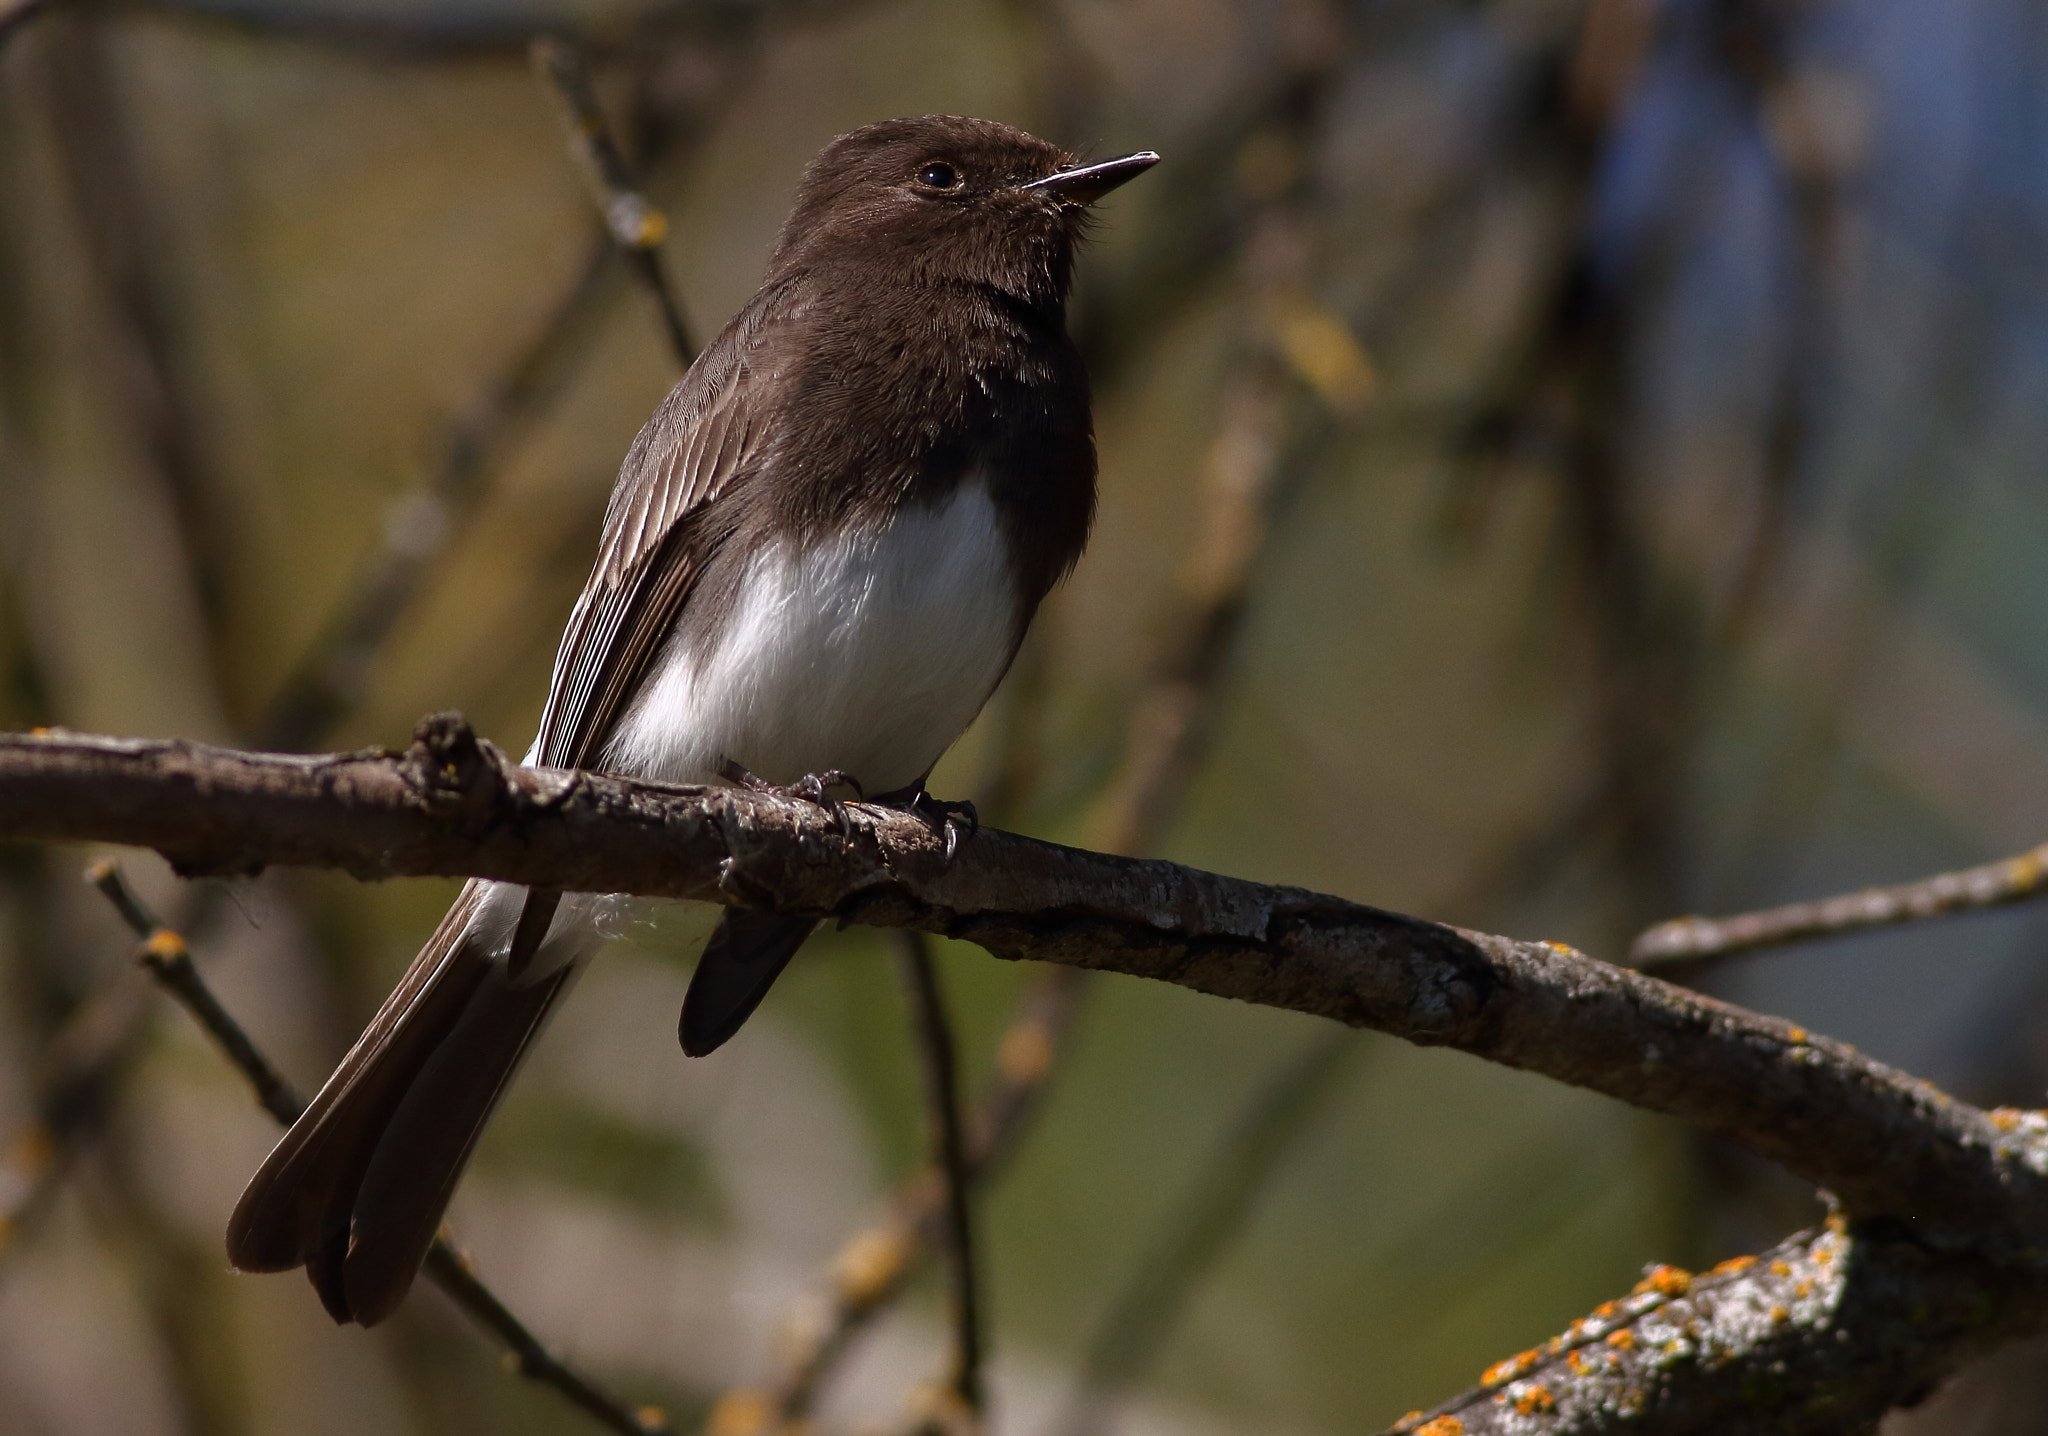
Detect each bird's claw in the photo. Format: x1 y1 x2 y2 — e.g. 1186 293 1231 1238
719 760 865 836
907 789 978 862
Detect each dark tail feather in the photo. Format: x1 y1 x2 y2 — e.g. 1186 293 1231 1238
679 911 817 1056
226 882 574 1326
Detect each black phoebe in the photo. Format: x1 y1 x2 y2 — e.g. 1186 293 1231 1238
225 115 1157 1325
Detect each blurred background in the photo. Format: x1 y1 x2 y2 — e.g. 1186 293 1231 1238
4 0 2048 1431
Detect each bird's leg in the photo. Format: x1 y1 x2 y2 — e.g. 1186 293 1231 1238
718 759 865 835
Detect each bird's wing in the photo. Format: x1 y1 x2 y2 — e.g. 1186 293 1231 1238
532 274 799 771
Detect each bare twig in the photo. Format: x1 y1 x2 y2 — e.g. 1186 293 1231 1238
893 931 984 1428
531 36 695 368
83 859 672 1436
1631 840 2048 968
1055 1029 1355 1436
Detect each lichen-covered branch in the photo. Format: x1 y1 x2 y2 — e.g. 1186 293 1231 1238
1381 1220 2048 1436
1631 841 2048 968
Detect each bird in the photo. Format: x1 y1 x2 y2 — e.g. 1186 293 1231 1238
224 115 1158 1326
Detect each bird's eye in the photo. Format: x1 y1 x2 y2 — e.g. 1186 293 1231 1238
918 162 960 190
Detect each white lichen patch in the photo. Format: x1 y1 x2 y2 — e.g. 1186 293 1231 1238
1988 1107 2048 1176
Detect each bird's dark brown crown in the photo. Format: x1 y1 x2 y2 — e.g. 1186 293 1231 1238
766 116 1088 310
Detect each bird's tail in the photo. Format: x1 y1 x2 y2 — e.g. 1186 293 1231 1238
679 910 818 1056
226 881 587 1326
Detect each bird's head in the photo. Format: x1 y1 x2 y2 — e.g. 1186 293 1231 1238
767 115 1158 311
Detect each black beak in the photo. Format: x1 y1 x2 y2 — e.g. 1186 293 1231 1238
1020 151 1161 204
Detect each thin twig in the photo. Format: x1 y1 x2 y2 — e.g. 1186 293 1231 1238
1630 840 2048 968
531 36 694 368
892 932 984 1427
1055 1029 1355 1436
84 860 671 1436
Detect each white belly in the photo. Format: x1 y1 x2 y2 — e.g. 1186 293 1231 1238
602 479 1021 795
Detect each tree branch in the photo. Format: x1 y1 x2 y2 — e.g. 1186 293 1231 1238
4 718 2044 1254
1631 840 2048 968
83 859 672 1436
8 718 2048 1429
1378 1222 2047 1435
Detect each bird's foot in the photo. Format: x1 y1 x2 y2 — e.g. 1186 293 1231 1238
719 759 866 835
890 785 978 862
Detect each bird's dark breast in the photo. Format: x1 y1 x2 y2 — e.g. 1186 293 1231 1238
761 270 1097 608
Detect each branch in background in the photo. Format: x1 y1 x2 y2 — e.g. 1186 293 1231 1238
1055 1029 1355 1436
256 229 618 753
259 9 780 751
893 932 984 1431
84 860 673 1436
0 0 51 50
531 36 695 368
0 954 151 1261
1631 839 2048 968
739 958 1087 1430
41 10 237 663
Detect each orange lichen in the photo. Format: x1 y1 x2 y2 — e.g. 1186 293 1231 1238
1606 1329 1636 1351
1541 940 1576 955
1567 1350 1593 1375
1769 1260 1792 1277
1794 1281 1814 1300
1710 1255 1757 1278
1481 1350 1540 1386
1414 1419 1464 1436
1513 1387 1557 1417
1786 1025 1808 1044
1989 1108 2024 1131
1398 1415 1424 1428
1633 1265 1692 1298
1770 1306 1789 1324
144 929 188 962
1813 1246 1834 1267
1592 1300 1621 1319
